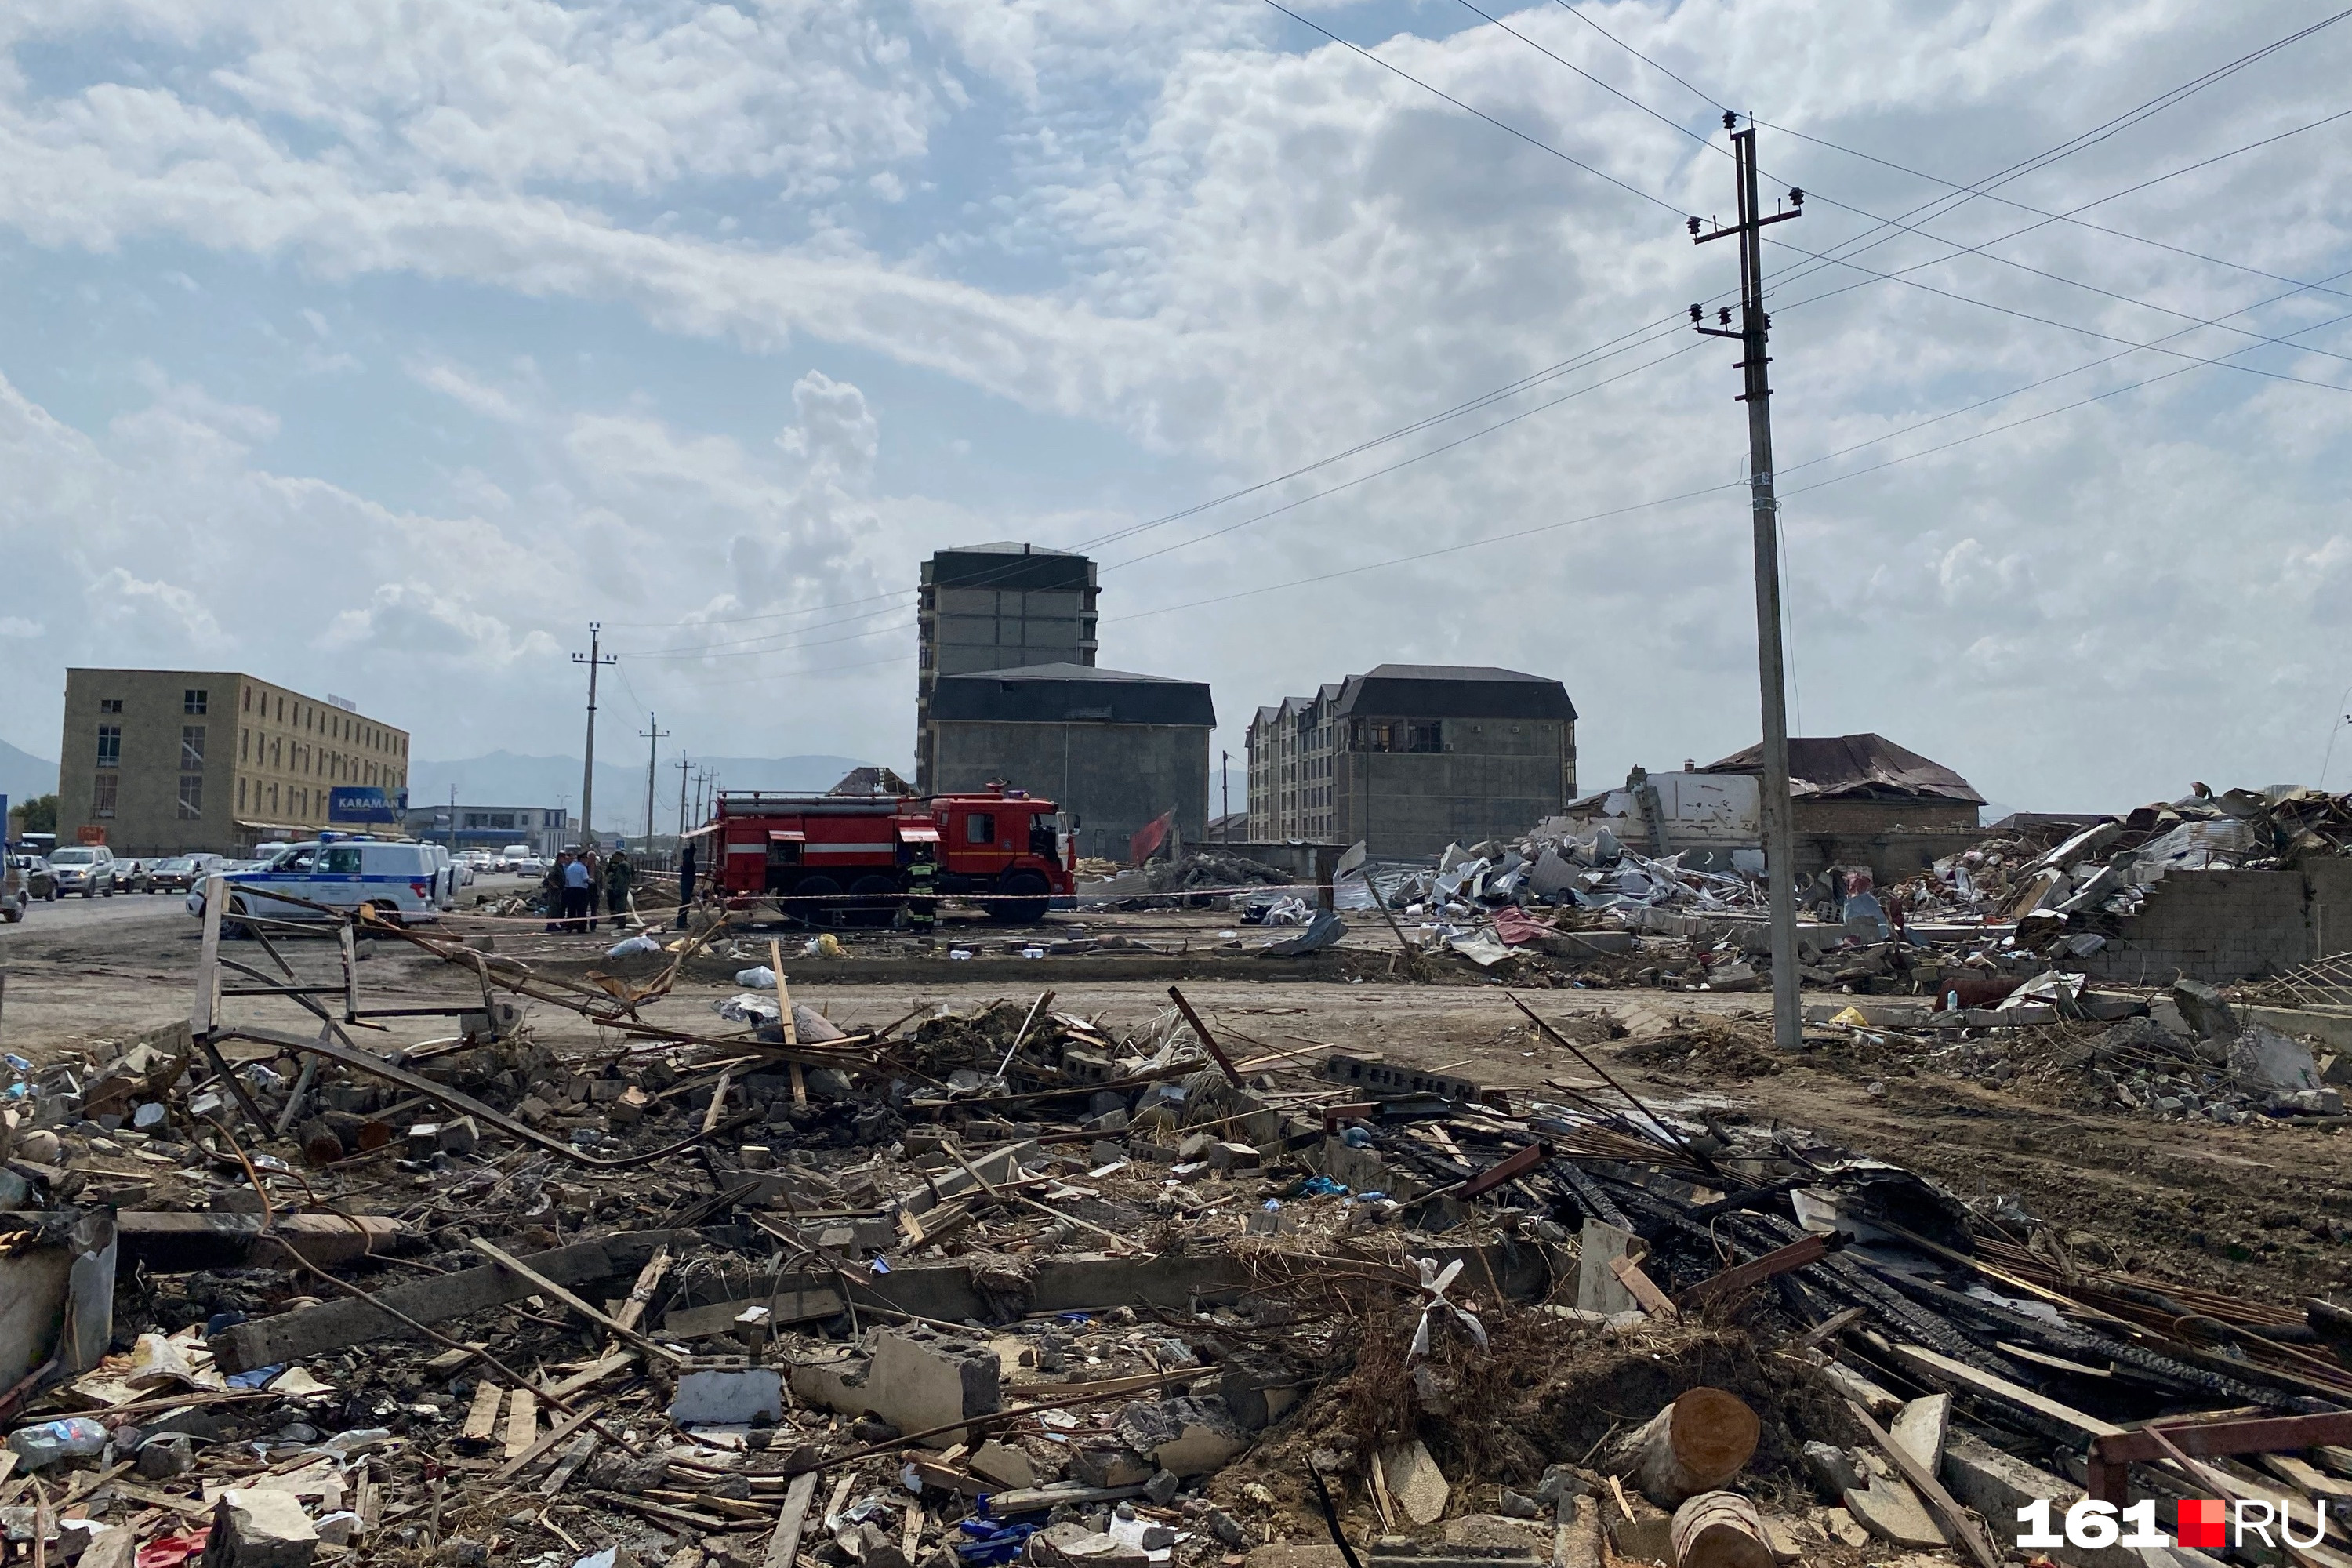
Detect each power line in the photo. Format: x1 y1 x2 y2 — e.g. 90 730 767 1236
1458 0 2352 371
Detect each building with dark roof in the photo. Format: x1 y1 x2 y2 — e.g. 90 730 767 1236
1700 731 1984 877
916 543 1098 793
926 664 1215 859
1247 664 1577 855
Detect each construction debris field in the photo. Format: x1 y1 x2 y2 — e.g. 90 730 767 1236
9 881 2352 1568
9 902 2348 1310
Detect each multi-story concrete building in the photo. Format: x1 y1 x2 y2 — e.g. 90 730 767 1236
1247 665 1577 856
56 670 409 856
916 543 1098 793
926 663 1214 860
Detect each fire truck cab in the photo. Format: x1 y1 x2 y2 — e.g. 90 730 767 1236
709 788 1074 925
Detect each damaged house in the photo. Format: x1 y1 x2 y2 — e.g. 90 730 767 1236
1699 733 1985 880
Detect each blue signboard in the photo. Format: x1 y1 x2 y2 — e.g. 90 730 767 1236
328 786 407 824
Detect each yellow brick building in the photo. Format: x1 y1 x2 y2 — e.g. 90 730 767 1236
56 669 409 855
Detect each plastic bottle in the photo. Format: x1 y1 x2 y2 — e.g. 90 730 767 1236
7 1416 108 1468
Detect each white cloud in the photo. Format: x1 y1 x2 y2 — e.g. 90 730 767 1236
2 0 2351 808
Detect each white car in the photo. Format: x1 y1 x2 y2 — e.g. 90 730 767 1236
188 839 448 931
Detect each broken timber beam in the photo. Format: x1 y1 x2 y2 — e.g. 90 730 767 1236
1165 986 1244 1087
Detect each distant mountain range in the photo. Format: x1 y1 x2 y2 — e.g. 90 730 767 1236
0 737 56 811
407 751 872 830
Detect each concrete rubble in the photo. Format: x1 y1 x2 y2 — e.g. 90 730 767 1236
9 849 2352 1568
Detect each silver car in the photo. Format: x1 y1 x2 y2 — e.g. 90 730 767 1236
45 845 118 898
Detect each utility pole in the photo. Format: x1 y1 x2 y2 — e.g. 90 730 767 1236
571 625 616 851
674 753 693 866
1692 114 1805 1053
639 713 670 851
1220 750 1230 841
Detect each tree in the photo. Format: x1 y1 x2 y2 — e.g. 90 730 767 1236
11 793 57 837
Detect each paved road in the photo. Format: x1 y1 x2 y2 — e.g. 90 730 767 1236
2 887 193 937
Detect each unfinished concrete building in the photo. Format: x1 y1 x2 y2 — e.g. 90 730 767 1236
1700 731 1984 878
916 544 1098 793
1248 665 1577 857
924 664 1214 861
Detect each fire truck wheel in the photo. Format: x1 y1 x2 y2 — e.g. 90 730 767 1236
789 875 843 926
982 869 1051 924
844 874 902 927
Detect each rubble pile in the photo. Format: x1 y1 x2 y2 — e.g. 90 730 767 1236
1898 783 2352 930
14 886 2352 1568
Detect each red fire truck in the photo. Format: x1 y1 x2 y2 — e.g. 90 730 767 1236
706 788 1075 925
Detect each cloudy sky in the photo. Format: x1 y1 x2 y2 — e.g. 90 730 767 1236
2 0 2350 822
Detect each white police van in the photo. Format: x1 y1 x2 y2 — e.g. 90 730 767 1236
186 836 455 931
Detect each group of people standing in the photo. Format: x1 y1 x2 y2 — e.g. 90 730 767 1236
542 845 636 933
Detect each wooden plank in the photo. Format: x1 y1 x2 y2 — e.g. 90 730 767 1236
771 942 797 1047
764 1473 820 1568
462 1382 505 1443
542 1350 636 1399
503 1388 539 1458
1454 1142 1547 1201
540 1433 601 1497
1845 1399 2002 1568
612 1247 672 1334
1874 1339 2122 1446
491 1400 607 1486
1608 1254 1679 1320
704 1069 735 1135
467 1237 686 1364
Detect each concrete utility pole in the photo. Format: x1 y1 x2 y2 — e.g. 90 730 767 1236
639 713 670 850
571 625 616 851
1692 114 1805 1053
1220 750 1230 840
674 753 693 866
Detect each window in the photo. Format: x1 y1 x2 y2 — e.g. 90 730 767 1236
100 698 122 714
241 728 249 763
276 696 285 721
238 778 247 811
269 784 279 811
967 813 996 844
182 725 206 771
243 687 252 713
96 725 121 767
177 775 204 818
1406 721 1443 753
323 845 363 874
184 688 208 715
93 775 118 818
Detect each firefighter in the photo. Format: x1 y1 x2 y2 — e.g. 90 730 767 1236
903 844 938 932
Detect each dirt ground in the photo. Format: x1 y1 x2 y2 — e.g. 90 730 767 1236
6 898 2347 1310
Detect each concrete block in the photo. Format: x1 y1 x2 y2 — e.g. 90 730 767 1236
670 1363 784 1425
1377 1439 1450 1526
970 1439 1039 1490
1070 1445 1155 1489
792 1327 1000 1443
201 1490 318 1568
1115 1396 1247 1477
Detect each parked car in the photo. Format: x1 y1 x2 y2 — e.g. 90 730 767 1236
2 854 28 921
45 845 118 898
150 855 227 894
114 858 151 895
189 839 449 931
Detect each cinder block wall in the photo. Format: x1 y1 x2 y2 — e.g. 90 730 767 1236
2080 868 2325 984
931 720 1209 861
1338 719 1570 857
